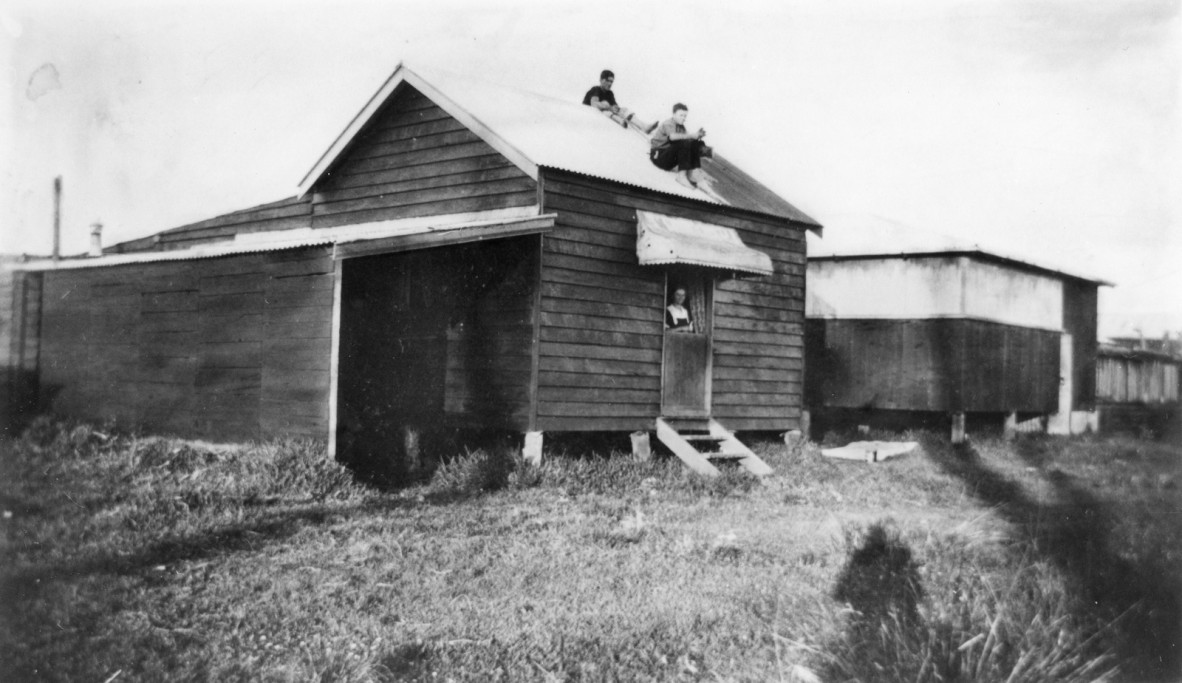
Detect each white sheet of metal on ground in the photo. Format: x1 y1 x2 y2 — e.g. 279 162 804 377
821 440 918 463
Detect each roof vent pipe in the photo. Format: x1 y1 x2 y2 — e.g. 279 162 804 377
90 221 103 257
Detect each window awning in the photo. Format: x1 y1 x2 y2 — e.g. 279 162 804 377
636 211 774 277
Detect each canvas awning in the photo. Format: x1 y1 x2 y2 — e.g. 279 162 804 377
636 211 774 277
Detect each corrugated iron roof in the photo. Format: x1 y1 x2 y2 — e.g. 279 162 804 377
807 216 1111 285
300 64 820 228
10 208 551 272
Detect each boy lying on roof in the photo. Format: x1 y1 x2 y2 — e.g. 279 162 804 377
583 69 657 134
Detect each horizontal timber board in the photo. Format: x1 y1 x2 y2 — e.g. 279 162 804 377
324 154 512 192
538 341 660 363
314 166 527 205
339 141 508 176
713 327 803 346
366 116 467 144
536 402 661 418
537 386 659 404
713 379 803 394
543 236 634 263
540 312 661 336
313 177 537 216
713 353 800 370
541 252 651 279
540 326 661 349
347 129 483 161
712 392 800 407
542 266 662 296
713 317 804 335
535 416 656 432
714 301 800 323
198 273 267 295
310 194 537 229
713 366 802 382
710 405 801 418
713 341 803 358
537 356 659 377
541 282 661 309
537 370 661 390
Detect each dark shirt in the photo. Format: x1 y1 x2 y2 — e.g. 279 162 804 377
582 86 617 108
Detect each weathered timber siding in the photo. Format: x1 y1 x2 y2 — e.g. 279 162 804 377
806 318 1060 413
310 85 537 228
1062 280 1098 408
1 268 42 431
538 172 808 432
1097 353 1180 405
37 247 334 440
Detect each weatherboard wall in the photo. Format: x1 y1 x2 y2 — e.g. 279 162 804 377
1 268 41 430
34 247 335 440
537 171 808 432
307 84 537 229
805 318 1061 414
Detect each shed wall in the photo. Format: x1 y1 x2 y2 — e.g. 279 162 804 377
806 257 963 319
36 247 334 440
538 172 807 432
0 269 41 431
807 257 1066 331
1097 354 1180 405
1062 280 1098 407
806 317 1060 413
962 260 1063 331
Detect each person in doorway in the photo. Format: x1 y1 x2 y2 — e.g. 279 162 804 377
650 103 711 189
583 69 657 133
665 287 694 332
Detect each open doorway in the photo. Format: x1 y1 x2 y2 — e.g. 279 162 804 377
661 269 714 417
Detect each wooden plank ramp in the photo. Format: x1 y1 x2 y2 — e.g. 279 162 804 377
655 417 773 477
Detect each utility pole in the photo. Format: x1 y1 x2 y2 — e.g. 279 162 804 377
52 176 62 262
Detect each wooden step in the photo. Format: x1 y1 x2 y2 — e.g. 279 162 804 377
654 417 774 478
706 451 748 460
683 434 726 442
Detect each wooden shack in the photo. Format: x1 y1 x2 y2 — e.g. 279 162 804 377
3 64 820 475
1095 342 1180 437
805 240 1108 440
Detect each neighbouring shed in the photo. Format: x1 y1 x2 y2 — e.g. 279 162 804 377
2 64 820 476
1095 342 1180 437
805 225 1109 441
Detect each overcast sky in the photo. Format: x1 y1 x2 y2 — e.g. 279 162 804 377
3 0 1179 339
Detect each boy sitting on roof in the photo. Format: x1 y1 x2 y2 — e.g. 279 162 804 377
583 69 657 133
649 103 712 189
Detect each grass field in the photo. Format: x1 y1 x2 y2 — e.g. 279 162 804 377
1 419 1180 682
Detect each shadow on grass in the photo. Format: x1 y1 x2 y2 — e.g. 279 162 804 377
928 437 1181 681
0 497 418 608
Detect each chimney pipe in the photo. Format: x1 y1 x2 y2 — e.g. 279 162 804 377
53 176 62 262
90 221 103 257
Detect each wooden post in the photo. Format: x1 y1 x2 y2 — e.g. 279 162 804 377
403 425 422 473
630 431 651 462
951 412 966 444
523 431 543 466
1003 411 1018 439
